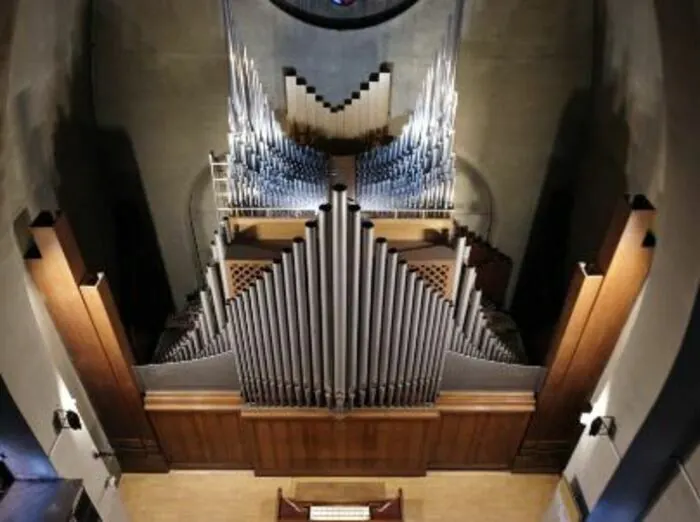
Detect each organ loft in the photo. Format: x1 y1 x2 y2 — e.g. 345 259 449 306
6 0 674 520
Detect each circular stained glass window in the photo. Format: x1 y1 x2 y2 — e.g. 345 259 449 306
269 0 419 29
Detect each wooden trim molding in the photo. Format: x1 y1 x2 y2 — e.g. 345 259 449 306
240 407 440 421
436 391 536 413
145 391 245 411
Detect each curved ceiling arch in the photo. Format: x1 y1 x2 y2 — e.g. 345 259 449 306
268 0 420 30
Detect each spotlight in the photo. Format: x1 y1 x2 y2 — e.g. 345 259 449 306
52 409 82 433
331 0 356 6
588 416 616 438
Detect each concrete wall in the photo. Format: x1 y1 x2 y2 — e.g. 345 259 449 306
564 0 700 511
94 0 593 306
0 0 127 518
231 0 456 112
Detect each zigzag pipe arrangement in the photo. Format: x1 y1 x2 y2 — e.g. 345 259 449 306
284 64 392 140
154 185 524 411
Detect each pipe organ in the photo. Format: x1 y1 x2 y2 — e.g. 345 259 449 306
18 0 658 478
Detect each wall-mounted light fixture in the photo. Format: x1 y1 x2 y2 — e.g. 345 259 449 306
52 409 82 434
588 416 616 438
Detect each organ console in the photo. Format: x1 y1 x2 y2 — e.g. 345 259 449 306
276 489 403 522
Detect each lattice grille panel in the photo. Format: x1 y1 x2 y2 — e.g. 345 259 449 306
410 262 451 297
226 261 271 296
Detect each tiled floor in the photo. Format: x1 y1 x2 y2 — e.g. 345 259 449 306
120 470 558 522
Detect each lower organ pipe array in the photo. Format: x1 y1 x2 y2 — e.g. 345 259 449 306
155 186 525 411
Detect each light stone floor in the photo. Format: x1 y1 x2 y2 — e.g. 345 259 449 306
120 470 558 522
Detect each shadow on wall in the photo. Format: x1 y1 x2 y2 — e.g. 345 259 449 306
95 129 175 363
511 3 630 364
10 2 172 364
453 156 494 241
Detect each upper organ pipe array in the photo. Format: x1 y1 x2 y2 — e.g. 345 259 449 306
355 4 464 212
217 0 467 214
222 0 328 211
156 186 523 410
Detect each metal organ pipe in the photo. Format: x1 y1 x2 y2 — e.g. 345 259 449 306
397 270 417 404
206 264 226 331
272 260 293 402
262 269 285 404
304 221 323 406
451 235 467 301
388 262 408 405
347 205 362 405
369 238 388 406
379 249 398 405
255 278 278 404
357 221 375 405
292 237 312 404
403 279 424 405
331 185 348 409
317 204 333 405
282 248 302 404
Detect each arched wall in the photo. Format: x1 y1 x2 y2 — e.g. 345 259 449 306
564 0 700 512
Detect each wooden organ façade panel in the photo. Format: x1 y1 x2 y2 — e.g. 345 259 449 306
144 390 533 475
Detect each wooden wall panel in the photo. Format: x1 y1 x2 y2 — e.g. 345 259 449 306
515 196 656 472
26 212 167 472
430 392 535 470
145 392 250 470
241 409 438 476
144 391 536 474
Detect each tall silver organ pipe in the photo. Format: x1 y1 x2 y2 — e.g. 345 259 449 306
357 221 375 406
304 222 323 405
317 204 333 405
369 238 388 406
347 205 362 405
331 185 348 409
